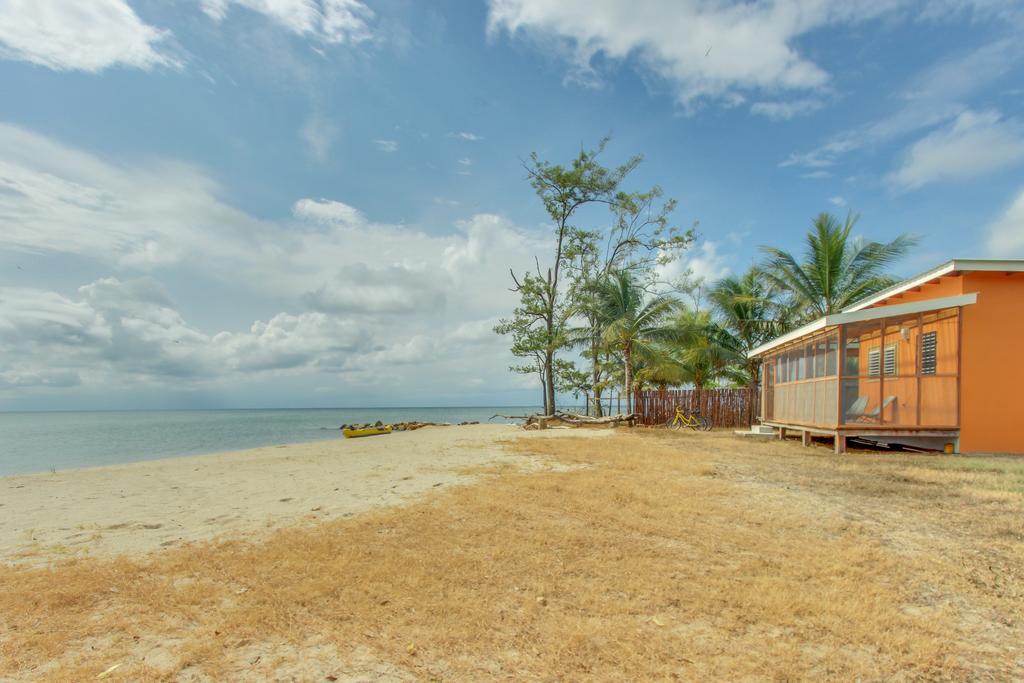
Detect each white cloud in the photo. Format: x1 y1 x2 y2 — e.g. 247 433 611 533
0 122 266 270
449 131 483 141
214 311 367 373
302 263 446 314
801 170 832 179
0 279 371 383
0 123 549 398
0 368 81 390
373 139 398 152
300 114 338 161
0 0 179 72
486 0 919 108
887 110 1024 191
657 240 730 286
457 157 473 166
292 198 365 225
750 98 824 120
986 188 1024 256
829 196 847 207
200 0 374 44
782 38 1023 170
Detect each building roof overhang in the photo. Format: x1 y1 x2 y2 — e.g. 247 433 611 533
747 292 977 358
842 259 1024 312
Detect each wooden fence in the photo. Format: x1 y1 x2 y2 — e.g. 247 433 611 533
634 388 760 428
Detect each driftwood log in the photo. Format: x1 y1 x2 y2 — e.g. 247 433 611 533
491 412 637 429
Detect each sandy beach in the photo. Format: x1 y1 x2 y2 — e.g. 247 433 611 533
2 430 1023 680
0 424 598 563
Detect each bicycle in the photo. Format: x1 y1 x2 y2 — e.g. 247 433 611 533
665 406 711 431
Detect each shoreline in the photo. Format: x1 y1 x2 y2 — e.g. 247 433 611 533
1 424 554 563
0 408 533 477
0 431 345 479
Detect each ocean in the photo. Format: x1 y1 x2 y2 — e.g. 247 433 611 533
0 407 538 477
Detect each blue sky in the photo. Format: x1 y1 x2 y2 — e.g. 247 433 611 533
0 0 1022 410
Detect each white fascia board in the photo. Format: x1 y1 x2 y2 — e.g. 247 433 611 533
842 261 956 312
947 259 1024 272
748 293 978 358
747 318 829 358
844 258 1024 312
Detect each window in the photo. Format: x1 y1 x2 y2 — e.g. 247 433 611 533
884 343 897 376
868 347 881 376
868 344 897 377
921 331 937 375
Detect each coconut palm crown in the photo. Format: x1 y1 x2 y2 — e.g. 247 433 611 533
760 212 918 320
594 270 678 412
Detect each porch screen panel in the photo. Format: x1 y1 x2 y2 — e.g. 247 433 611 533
881 319 919 426
920 376 957 426
825 334 838 376
766 330 841 427
815 378 838 424
918 309 959 426
842 320 882 424
764 359 775 421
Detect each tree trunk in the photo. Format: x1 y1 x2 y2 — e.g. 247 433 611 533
623 345 633 414
590 331 603 417
543 349 556 416
539 371 548 415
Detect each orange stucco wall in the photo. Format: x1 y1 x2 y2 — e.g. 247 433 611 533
958 273 1024 453
872 272 1024 453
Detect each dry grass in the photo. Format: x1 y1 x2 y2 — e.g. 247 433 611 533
2 431 1023 681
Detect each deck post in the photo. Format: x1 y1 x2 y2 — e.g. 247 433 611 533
834 433 846 454
802 430 811 447
778 427 786 440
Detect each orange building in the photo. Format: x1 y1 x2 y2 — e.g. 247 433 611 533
749 259 1024 454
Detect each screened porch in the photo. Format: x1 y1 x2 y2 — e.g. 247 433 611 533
760 302 963 435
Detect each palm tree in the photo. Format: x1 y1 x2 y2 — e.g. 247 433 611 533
760 212 918 320
708 266 786 370
594 271 678 413
632 344 689 391
671 308 743 391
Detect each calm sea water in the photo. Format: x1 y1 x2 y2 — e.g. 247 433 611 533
0 407 538 476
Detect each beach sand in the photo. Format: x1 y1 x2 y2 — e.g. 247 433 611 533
0 424 603 563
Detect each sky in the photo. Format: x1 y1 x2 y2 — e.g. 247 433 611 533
0 0 1023 411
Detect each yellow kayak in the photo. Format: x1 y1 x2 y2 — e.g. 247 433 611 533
342 425 392 438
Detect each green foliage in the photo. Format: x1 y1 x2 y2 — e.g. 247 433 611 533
494 271 567 413
666 309 743 389
552 359 590 398
501 137 688 414
591 270 678 411
759 212 918 319
705 267 790 388
499 145 917 411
